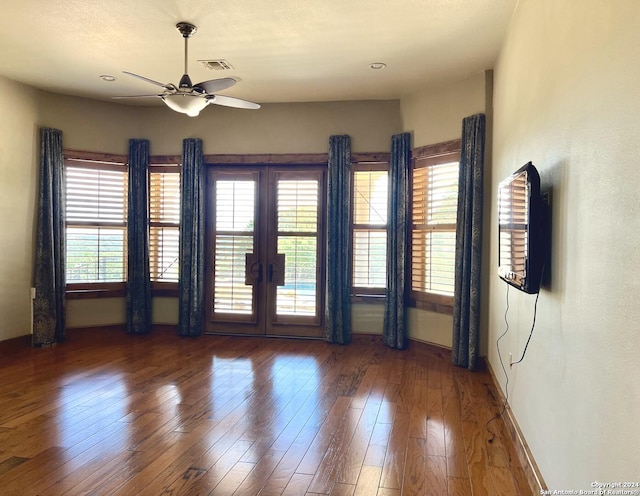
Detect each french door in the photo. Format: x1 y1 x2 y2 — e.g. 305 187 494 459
205 166 326 338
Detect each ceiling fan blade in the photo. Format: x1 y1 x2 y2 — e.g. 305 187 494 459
123 71 174 91
112 94 162 99
194 78 237 94
208 94 260 110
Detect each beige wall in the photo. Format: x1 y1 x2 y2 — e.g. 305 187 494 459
400 71 489 347
0 76 40 341
37 92 143 154
141 100 402 155
490 0 640 487
401 71 487 147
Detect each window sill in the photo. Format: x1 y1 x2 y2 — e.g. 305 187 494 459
351 294 386 304
66 283 179 299
66 288 125 300
408 293 454 315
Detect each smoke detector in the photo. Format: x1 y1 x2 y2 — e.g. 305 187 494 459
199 59 234 71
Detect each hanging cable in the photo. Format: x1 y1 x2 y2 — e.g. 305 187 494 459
510 290 540 366
486 284 510 443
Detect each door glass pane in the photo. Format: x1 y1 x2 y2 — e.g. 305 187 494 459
277 180 318 232
276 179 318 317
213 180 255 315
276 236 317 316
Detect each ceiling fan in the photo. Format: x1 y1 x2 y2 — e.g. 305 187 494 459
114 22 260 117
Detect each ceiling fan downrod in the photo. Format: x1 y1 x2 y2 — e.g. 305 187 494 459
176 22 197 89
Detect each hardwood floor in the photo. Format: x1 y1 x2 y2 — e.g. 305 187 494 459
0 330 532 495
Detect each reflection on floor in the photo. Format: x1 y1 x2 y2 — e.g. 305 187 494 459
0 330 531 495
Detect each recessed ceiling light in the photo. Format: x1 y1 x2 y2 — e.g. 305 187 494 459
100 75 117 82
369 62 387 70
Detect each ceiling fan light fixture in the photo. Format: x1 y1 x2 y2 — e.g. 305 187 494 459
115 22 259 113
162 93 209 117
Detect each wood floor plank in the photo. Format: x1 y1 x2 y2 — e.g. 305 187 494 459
280 472 314 495
402 436 426 495
354 465 383 496
330 482 356 495
0 332 534 496
461 420 497 496
425 455 447 496
363 443 387 468
0 456 28 476
305 404 364 493
379 411 410 490
295 395 352 475
209 460 255 495
489 465 520 495
447 477 473 496
335 400 381 484
408 380 427 440
441 367 469 481
377 489 402 496
426 387 446 457
232 449 285 495
162 439 254 496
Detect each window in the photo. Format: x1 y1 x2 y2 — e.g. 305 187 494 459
65 156 128 288
352 163 388 295
149 165 180 283
410 141 460 310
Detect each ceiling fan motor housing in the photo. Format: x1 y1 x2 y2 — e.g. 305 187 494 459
179 73 193 89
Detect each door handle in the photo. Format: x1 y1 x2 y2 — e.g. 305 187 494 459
245 254 263 285
269 254 286 286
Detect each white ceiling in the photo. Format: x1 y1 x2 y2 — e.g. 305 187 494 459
0 0 517 106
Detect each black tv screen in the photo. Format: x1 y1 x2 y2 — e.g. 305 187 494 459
498 162 544 294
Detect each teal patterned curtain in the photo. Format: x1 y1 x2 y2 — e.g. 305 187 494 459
383 133 411 349
178 138 205 337
126 139 152 335
452 114 485 370
33 128 66 346
324 135 352 344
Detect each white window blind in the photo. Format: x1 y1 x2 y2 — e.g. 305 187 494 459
276 179 319 316
213 179 256 314
149 168 180 282
352 167 388 291
411 159 459 297
65 160 128 284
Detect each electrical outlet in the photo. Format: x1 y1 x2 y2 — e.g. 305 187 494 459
509 352 513 368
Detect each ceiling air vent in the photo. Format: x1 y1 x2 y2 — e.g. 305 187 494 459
199 59 234 71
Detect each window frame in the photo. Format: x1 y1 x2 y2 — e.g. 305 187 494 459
409 139 461 314
64 151 129 299
350 161 389 298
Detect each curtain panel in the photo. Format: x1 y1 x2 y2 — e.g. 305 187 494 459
178 138 205 337
324 135 352 344
452 113 486 370
383 132 411 349
126 139 152 335
33 128 66 346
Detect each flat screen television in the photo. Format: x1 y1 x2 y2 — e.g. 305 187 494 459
498 162 545 294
